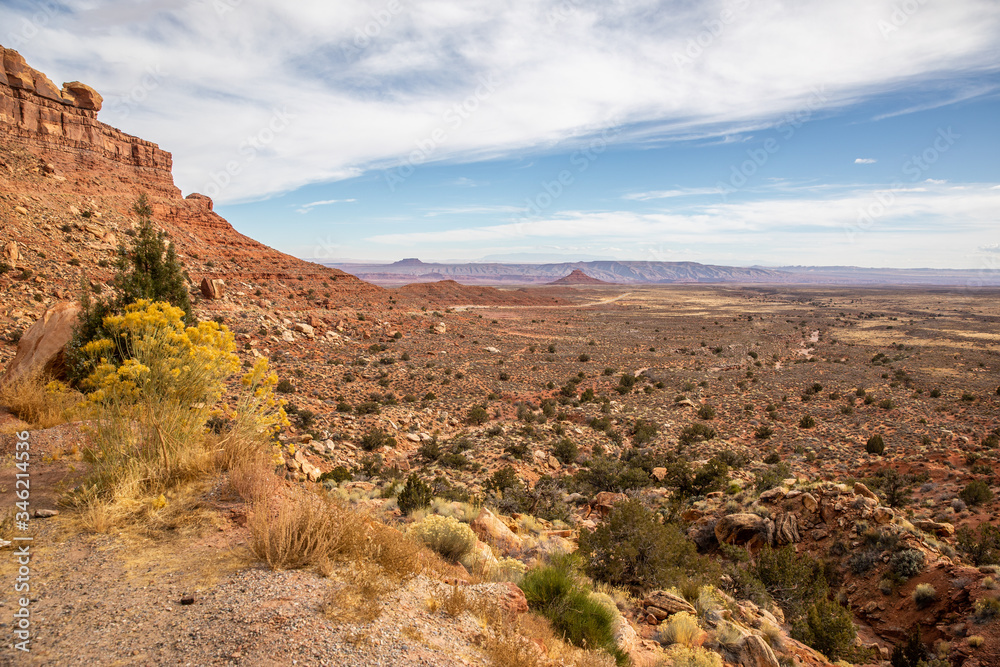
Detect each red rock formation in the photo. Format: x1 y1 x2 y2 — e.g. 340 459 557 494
547 268 612 285
0 45 382 300
0 46 177 199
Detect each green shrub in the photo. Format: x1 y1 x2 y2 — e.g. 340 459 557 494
67 194 193 383
697 404 716 420
866 434 885 455
631 419 659 445
957 523 1000 565
579 499 716 593
319 466 352 484
519 555 626 665
276 379 295 394
466 405 489 425
890 549 925 580
396 474 432 515
960 480 993 507
791 597 858 661
754 462 791 492
679 423 716 445
799 415 816 428
359 427 396 451
407 514 475 561
552 438 578 464
754 425 773 440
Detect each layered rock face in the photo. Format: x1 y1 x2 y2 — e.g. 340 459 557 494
0 47 177 199
0 46 380 293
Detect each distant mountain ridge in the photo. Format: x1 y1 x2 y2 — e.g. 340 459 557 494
324 259 1000 286
328 259 784 285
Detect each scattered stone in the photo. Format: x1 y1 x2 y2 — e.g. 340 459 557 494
200 277 225 299
34 509 59 518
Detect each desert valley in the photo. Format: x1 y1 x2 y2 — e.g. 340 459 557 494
2 26 1000 667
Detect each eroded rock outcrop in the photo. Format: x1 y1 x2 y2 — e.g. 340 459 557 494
0 301 80 386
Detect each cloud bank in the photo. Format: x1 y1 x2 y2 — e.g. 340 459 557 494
4 0 998 203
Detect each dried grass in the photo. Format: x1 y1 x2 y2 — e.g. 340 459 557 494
0 371 82 428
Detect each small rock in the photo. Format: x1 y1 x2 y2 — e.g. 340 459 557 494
180 594 195 606
34 509 59 518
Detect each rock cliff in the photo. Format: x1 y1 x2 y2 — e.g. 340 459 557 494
0 46 382 306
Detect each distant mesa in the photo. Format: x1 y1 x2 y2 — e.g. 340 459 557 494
391 258 426 266
548 269 612 285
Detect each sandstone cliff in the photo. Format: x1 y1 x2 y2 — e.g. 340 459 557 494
0 45 382 309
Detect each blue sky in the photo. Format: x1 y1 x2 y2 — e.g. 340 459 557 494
4 0 1000 267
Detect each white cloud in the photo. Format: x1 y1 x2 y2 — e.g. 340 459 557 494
296 198 356 213
366 183 1000 267
854 158 877 164
9 0 1000 202
623 187 724 200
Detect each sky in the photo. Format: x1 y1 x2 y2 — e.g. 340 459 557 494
3 0 1000 268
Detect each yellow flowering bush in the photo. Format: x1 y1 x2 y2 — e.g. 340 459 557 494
216 357 290 469
80 300 238 407
73 300 281 523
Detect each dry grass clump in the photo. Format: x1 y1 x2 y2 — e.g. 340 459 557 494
657 611 702 647
248 484 445 583
407 514 476 562
661 645 723 667
248 489 367 571
0 371 82 428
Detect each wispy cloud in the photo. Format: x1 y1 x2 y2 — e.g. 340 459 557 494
10 0 1000 202
296 198 356 214
420 205 523 218
854 158 877 164
367 183 1000 267
623 187 724 200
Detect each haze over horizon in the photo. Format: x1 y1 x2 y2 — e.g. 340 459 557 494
5 0 999 269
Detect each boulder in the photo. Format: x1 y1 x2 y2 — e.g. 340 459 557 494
914 520 954 537
642 590 696 616
593 491 628 507
432 322 446 334
498 581 528 615
715 513 774 548
0 301 80 386
853 482 879 502
61 81 103 111
773 512 800 545
3 240 19 266
873 506 894 525
758 487 786 504
470 507 523 555
738 634 780 667
200 277 225 299
800 492 818 511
